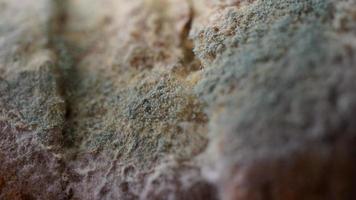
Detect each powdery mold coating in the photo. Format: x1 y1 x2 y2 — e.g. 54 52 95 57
0 0 355 199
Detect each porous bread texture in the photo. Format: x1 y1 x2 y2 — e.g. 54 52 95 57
0 0 355 199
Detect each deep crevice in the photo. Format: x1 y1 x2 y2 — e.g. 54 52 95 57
179 0 203 73
48 0 84 151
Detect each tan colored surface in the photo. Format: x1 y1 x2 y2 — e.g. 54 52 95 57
0 0 356 199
